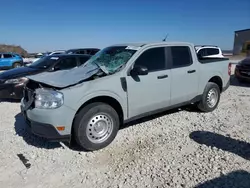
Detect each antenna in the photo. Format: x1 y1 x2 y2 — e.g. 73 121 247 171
163 34 169 41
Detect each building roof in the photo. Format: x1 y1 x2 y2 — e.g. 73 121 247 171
235 28 250 33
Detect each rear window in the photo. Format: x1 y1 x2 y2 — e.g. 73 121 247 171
206 48 219 55
171 46 193 68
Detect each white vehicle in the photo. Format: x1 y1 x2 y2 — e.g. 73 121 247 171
195 45 224 58
47 50 65 56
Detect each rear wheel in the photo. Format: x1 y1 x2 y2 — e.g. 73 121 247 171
13 62 21 68
197 82 220 112
73 102 120 151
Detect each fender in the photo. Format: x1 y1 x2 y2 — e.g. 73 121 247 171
198 71 223 94
74 90 128 119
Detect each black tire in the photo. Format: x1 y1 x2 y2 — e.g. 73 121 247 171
73 102 120 151
197 82 220 112
13 62 21 68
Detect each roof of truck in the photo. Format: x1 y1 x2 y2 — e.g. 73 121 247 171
113 41 194 47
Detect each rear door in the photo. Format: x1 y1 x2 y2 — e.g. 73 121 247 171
2 54 13 67
126 46 171 117
169 46 199 105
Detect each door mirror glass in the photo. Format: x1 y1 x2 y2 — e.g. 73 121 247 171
131 65 148 75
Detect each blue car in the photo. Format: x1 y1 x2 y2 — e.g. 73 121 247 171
0 53 24 69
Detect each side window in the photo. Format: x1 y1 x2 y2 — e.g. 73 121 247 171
86 50 92 55
3 54 13 58
197 48 207 57
171 46 193 68
79 50 87 54
91 50 99 55
134 47 166 72
206 48 219 55
79 56 90 65
55 57 77 70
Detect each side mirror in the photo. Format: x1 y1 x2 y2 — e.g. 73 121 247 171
131 65 148 76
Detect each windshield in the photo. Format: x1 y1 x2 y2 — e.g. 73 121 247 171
85 46 138 74
29 56 60 69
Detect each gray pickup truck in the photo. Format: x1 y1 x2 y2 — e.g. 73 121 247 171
21 42 230 151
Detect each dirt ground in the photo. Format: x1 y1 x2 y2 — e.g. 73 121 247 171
0 67 250 188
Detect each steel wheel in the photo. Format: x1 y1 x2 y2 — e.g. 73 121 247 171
206 88 218 108
86 113 114 143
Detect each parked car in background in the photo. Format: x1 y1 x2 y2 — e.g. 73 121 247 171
65 48 100 55
23 50 66 66
0 54 91 100
21 42 230 151
195 45 224 58
47 50 65 56
234 57 250 82
0 53 24 69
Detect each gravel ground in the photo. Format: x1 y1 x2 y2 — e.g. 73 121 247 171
1 74 250 188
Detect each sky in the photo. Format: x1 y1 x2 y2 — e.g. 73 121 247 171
0 0 249 52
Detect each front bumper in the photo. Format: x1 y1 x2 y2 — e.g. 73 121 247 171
21 99 76 142
0 83 24 100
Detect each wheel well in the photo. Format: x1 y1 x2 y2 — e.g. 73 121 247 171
12 61 22 65
75 96 124 124
209 76 223 92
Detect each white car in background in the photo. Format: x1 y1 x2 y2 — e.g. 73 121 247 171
47 50 66 56
195 45 224 58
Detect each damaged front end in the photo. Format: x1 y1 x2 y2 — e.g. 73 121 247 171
23 69 105 111
22 80 61 110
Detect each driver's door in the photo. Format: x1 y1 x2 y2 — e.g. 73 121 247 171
126 47 171 118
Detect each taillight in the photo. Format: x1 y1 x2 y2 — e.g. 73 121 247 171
228 63 232 75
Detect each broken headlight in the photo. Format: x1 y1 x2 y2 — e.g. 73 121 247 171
35 88 63 109
5 77 28 85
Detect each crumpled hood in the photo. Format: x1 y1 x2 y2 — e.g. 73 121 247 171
26 63 100 88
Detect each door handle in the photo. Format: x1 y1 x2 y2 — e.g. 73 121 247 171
187 70 196 73
157 74 168 79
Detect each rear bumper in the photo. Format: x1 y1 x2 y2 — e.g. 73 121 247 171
0 83 23 99
234 68 250 82
235 75 250 82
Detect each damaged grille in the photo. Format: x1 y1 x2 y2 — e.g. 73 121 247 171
23 80 40 109
23 87 34 102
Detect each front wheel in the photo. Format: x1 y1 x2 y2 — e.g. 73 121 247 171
73 102 120 151
197 82 220 112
